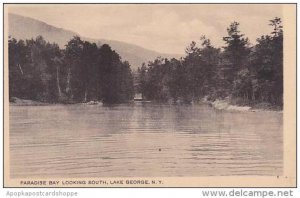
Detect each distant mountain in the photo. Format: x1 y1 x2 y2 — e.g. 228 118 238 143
8 13 182 70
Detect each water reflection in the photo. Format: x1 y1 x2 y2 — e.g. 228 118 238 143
9 103 282 178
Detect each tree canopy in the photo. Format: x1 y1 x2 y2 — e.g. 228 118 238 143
137 17 283 108
9 17 283 108
9 36 134 104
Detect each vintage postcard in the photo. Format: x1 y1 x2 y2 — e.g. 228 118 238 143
3 3 296 187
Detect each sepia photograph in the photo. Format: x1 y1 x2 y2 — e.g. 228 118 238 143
3 3 296 187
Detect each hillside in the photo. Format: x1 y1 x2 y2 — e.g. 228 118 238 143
8 13 182 70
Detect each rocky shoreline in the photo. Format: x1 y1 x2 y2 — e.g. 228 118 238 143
207 99 282 112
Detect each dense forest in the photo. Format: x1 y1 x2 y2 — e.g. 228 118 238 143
136 17 283 108
9 17 283 108
9 36 134 104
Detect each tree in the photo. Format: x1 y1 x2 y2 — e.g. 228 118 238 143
198 36 220 97
81 41 99 101
142 57 169 101
137 63 147 98
181 37 221 101
9 37 28 100
250 17 283 106
65 36 85 101
222 22 250 87
269 17 283 37
98 44 134 103
117 61 135 102
43 42 64 102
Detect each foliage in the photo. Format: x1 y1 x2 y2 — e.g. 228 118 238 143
137 18 283 108
9 36 134 104
9 17 283 108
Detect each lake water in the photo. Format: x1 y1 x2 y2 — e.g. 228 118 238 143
9 103 283 178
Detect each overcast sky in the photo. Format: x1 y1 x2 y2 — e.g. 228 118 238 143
7 4 283 54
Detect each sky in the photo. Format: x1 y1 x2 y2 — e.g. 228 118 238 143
7 4 283 54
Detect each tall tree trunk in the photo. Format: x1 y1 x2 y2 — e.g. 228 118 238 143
17 64 23 75
66 68 72 99
84 87 88 102
56 66 62 98
252 89 255 101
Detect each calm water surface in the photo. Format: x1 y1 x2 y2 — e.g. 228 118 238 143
9 103 283 178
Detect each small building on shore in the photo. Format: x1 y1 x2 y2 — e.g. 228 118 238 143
134 93 143 101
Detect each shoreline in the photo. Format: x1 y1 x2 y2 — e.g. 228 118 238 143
206 99 283 113
9 97 49 106
9 97 283 113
